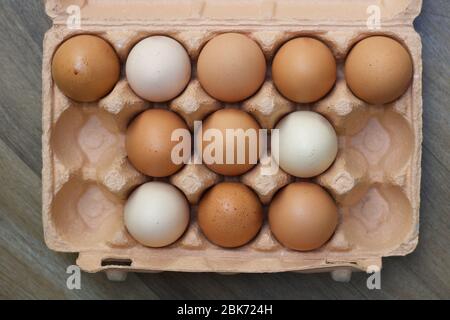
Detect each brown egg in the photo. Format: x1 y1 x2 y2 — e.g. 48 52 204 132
272 37 336 103
199 109 261 176
197 33 266 102
269 182 338 251
345 36 413 104
198 182 263 248
126 109 190 177
52 35 120 102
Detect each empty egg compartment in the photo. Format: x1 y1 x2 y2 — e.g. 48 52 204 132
42 0 422 276
340 183 416 254
50 177 131 250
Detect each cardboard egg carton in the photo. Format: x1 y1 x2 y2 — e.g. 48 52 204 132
42 0 422 281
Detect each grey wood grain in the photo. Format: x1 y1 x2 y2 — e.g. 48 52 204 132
0 0 449 299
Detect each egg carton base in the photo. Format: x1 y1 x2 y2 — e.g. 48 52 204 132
42 0 422 278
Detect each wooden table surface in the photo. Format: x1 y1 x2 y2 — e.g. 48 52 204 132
0 0 449 300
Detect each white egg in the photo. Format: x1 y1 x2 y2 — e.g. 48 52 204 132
273 111 338 178
126 36 191 102
124 182 190 247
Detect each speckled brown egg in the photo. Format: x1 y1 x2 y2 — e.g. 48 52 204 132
198 108 261 176
272 37 336 103
269 182 338 251
345 36 413 104
197 33 266 102
198 182 264 248
52 35 120 102
126 109 190 177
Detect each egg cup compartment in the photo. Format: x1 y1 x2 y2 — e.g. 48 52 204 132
43 0 423 279
341 183 415 254
52 106 122 171
50 177 131 250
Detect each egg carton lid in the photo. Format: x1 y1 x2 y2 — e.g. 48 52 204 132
45 0 422 27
